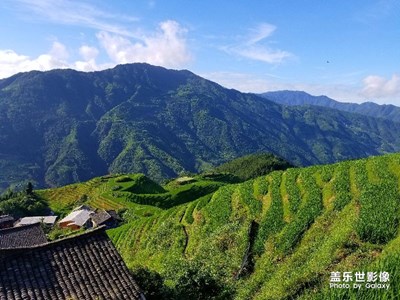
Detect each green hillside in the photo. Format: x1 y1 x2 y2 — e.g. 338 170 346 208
101 153 400 299
36 172 236 218
2 64 400 192
213 153 292 181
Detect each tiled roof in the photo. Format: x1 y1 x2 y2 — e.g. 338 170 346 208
91 210 112 225
0 215 14 224
15 216 58 226
0 226 145 300
107 210 122 221
59 209 93 227
73 204 93 212
0 223 47 249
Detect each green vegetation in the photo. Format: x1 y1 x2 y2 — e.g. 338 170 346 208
2 64 400 192
275 168 323 255
357 182 399 244
0 184 49 218
33 151 400 299
47 226 85 241
253 171 284 255
36 172 232 219
106 153 400 299
212 153 292 181
262 90 400 123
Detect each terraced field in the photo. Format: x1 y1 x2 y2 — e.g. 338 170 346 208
37 174 165 217
37 173 229 219
106 153 400 299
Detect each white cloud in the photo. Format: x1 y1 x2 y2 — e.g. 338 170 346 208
96 20 191 68
0 41 105 77
202 71 364 103
0 42 70 78
79 45 99 61
1 1 192 76
11 0 139 37
49 41 69 60
247 23 276 45
0 19 191 78
360 74 400 99
0 50 29 64
72 46 98 72
236 47 292 64
224 23 293 64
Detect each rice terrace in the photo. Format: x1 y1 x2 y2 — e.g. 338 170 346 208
1 1 399 299
19 152 399 299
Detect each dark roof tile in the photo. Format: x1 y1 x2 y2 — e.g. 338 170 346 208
107 210 123 221
0 215 14 224
0 226 145 300
0 223 47 249
91 210 112 225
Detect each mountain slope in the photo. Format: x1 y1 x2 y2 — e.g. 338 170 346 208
2 64 400 191
261 90 400 122
107 152 400 299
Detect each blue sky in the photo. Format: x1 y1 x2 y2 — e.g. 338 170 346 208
0 0 399 104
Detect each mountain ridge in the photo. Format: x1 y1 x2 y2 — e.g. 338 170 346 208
261 90 400 122
2 63 400 191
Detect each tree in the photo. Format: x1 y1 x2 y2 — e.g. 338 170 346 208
26 182 33 195
170 261 234 300
131 267 172 300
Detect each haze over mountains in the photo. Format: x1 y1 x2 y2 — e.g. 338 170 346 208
261 90 400 123
1 63 400 191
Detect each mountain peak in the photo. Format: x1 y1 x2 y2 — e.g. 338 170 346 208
2 64 400 192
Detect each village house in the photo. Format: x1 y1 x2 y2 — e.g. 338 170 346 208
0 223 47 249
58 205 122 230
0 215 14 229
91 209 122 228
15 216 58 227
58 205 94 230
0 226 146 299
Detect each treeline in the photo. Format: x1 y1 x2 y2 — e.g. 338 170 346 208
0 183 49 218
213 153 293 181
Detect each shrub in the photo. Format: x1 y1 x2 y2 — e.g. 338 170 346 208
131 267 173 300
170 261 234 300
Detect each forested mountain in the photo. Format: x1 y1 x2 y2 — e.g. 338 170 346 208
1 63 400 191
261 90 400 122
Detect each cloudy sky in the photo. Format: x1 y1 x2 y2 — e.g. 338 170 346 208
0 0 399 104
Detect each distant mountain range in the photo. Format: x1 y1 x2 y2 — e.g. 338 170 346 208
1 63 400 191
261 90 400 122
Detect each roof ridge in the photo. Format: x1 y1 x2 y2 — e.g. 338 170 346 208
0 225 107 251
0 224 144 299
0 222 41 232
19 215 57 218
